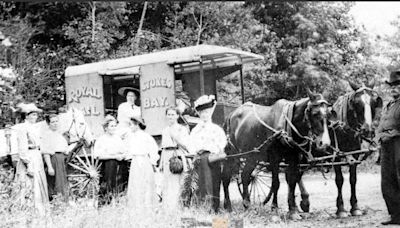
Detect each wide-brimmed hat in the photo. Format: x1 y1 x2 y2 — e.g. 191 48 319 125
118 87 140 97
17 103 43 114
385 70 400 86
194 94 216 112
130 115 146 130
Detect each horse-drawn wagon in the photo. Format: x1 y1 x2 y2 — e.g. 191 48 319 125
61 44 264 201
64 44 264 138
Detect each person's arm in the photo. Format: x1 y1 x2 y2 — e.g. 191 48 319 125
16 128 29 164
169 127 191 152
117 103 125 123
43 154 55 176
215 125 228 153
147 135 160 166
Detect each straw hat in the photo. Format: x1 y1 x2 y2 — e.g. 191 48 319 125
118 87 140 97
194 95 216 112
17 103 43 114
386 70 400 86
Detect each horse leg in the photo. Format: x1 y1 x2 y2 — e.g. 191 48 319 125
334 165 347 218
241 159 257 209
349 164 362 216
298 175 310 212
222 165 232 212
286 161 302 220
270 160 280 211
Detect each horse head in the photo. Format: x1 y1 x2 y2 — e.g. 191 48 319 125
303 88 337 152
347 80 382 139
175 91 197 117
58 106 94 147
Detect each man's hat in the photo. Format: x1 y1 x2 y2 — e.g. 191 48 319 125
130 115 146 130
17 103 43 114
386 70 400 86
117 87 140 97
194 95 216 112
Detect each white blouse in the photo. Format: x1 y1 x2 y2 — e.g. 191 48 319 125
40 127 69 155
13 122 42 159
117 102 141 127
93 134 126 159
124 130 159 165
161 124 189 148
187 121 227 155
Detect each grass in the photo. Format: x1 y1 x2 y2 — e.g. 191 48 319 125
0 158 382 228
0 192 296 228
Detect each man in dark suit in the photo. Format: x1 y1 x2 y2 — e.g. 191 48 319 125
376 69 400 225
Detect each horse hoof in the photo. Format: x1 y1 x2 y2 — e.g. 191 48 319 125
300 200 310 213
243 200 250 209
351 209 363 216
224 205 232 212
288 212 302 220
337 211 348 218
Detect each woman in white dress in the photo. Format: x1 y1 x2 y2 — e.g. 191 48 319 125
124 115 159 212
160 107 190 210
13 103 49 215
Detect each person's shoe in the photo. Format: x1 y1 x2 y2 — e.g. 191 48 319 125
381 217 400 225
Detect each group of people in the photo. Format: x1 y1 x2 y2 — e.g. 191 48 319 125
94 87 227 213
1 86 228 216
5 103 72 215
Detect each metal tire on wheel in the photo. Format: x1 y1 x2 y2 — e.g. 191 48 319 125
236 159 272 205
67 145 101 203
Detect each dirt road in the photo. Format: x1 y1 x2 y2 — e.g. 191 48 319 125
224 172 391 227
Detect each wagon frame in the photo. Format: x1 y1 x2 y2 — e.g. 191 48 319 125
63 44 264 201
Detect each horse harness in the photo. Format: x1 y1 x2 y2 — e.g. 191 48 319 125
225 100 327 162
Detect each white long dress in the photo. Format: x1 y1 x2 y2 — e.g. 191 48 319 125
124 129 159 212
160 123 189 211
13 122 49 215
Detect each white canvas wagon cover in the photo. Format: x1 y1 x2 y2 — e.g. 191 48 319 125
65 44 263 77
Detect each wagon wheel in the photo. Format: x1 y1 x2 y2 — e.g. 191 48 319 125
236 159 272 205
67 145 101 204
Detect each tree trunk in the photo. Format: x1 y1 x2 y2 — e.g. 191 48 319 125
91 1 96 42
133 1 148 53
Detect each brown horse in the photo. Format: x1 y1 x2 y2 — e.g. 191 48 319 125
222 90 336 219
330 81 382 218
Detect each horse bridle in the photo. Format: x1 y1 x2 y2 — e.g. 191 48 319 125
345 87 379 141
66 108 88 145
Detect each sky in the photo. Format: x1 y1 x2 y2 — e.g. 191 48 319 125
350 1 400 37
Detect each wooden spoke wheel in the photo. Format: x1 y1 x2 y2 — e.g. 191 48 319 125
67 145 101 201
236 159 272 205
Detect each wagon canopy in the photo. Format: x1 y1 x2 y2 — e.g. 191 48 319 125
65 44 263 77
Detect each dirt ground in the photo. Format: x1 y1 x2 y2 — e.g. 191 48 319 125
222 171 392 228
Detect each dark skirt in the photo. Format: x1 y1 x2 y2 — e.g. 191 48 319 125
99 159 130 204
193 152 221 212
47 153 69 202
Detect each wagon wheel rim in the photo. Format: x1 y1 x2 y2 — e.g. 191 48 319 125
236 161 271 206
67 145 101 202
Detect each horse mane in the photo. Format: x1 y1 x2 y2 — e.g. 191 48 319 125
333 92 353 127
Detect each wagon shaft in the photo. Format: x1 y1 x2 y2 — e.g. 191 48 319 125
312 147 378 162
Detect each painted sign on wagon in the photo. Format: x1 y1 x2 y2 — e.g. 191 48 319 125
140 62 175 136
65 73 105 137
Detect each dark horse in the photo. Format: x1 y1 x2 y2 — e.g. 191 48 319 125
221 90 336 219
329 81 382 217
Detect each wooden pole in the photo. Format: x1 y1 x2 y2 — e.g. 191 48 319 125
199 57 205 95
240 64 245 104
